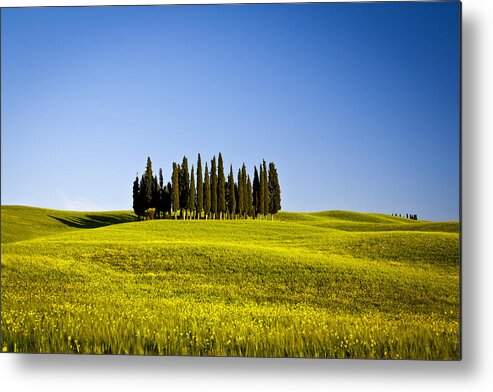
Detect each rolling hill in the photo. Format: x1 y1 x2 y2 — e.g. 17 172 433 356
1 205 460 358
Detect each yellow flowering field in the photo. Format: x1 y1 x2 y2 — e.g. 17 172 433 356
1 206 460 358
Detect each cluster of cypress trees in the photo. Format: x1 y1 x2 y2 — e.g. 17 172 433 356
392 213 418 220
132 153 281 220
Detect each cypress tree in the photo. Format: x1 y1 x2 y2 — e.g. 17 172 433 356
246 175 253 218
245 175 254 218
204 163 211 219
268 162 281 219
225 169 230 220
241 163 247 219
189 166 196 220
165 182 172 217
138 175 147 219
159 168 164 218
152 175 160 218
262 160 269 219
132 174 140 219
152 174 157 205
217 153 226 219
196 154 203 219
144 157 154 210
227 165 236 219
259 165 265 218
211 156 218 219
172 162 180 219
253 166 260 218
179 156 190 219
237 168 244 218
159 168 164 191
235 182 239 217
133 155 281 221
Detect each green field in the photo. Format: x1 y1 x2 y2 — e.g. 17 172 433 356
1 205 460 359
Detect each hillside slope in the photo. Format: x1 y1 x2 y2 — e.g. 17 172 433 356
1 206 460 358
1 206 135 243
2 205 458 244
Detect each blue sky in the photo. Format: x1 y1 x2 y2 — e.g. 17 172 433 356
1 2 460 220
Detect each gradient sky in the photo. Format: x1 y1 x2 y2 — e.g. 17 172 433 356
1 2 460 221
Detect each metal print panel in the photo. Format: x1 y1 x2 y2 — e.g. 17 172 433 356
0 1 461 359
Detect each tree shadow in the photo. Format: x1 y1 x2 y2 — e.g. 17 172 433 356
49 213 136 229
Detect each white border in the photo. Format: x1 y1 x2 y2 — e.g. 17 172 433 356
2 1 493 391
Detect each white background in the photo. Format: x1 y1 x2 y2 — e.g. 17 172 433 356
1 0 491 391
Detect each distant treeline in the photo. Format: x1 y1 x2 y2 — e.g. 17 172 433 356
132 154 281 220
392 213 418 220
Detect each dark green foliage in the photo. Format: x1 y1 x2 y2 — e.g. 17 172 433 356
211 156 218 218
227 165 236 218
225 170 230 218
179 156 190 216
262 160 269 218
152 175 160 218
241 164 247 218
217 153 226 219
160 187 167 217
246 175 254 218
259 165 265 217
138 175 147 219
158 168 165 218
189 166 196 219
253 166 260 218
165 182 172 215
237 168 244 218
204 163 211 218
268 162 281 217
144 157 154 209
235 182 240 216
196 154 203 218
172 162 180 218
159 168 164 191
132 175 142 218
133 155 280 221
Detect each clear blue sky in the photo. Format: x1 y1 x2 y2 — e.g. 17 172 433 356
1 2 460 221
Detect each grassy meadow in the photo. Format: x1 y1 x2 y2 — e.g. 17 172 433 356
1 206 460 359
